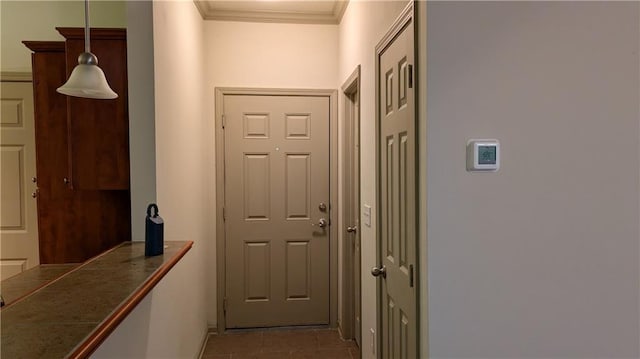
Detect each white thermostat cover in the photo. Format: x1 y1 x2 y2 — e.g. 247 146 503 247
466 139 500 171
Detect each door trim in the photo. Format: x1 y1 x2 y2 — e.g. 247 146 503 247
214 87 339 333
374 2 418 357
340 65 361 341
0 72 32 82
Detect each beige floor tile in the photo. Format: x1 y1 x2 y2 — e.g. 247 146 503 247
290 348 352 359
231 351 291 359
262 330 318 351
201 328 360 359
206 332 264 354
262 351 292 359
202 354 232 359
317 330 356 349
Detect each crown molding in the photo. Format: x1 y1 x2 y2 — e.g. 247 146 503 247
194 0 348 25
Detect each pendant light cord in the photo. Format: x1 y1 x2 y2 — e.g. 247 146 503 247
84 0 90 53
56 0 118 99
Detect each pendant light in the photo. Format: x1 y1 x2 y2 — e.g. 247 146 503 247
56 0 118 99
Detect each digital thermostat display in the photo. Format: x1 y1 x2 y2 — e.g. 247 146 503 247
467 139 500 171
478 146 497 165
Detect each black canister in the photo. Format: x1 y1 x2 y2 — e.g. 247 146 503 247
145 203 164 256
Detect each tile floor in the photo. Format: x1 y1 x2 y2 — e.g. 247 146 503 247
201 328 360 359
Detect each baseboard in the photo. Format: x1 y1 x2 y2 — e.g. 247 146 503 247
196 327 210 359
337 320 345 340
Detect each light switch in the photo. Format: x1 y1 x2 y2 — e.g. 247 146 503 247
363 204 371 227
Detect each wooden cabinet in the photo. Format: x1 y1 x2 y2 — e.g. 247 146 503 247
59 28 130 190
23 28 131 264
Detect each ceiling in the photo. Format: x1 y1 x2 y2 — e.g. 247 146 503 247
194 0 349 24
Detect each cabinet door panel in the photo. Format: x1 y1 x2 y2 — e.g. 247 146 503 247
24 43 75 263
61 28 130 190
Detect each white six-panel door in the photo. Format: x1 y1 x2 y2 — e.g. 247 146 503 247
224 94 331 328
1 80 39 280
376 3 418 358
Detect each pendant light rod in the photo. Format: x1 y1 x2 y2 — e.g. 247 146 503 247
84 0 90 53
55 0 118 99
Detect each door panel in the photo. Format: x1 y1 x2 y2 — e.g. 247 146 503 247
0 81 39 280
285 154 311 219
285 240 311 299
1 146 24 228
378 6 417 358
244 154 270 219
225 95 330 328
245 241 270 301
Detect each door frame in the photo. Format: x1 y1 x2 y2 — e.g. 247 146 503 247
340 66 361 342
374 2 419 357
214 87 339 333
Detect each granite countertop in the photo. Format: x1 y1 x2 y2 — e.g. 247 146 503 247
1 264 79 305
0 241 193 359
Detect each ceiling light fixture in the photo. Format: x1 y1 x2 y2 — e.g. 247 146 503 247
56 0 117 99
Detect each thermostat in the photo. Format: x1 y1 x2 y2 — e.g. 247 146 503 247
466 139 500 171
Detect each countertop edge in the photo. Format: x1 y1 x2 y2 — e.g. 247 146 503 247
68 240 194 359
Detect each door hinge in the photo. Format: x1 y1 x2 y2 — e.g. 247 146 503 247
222 206 226 221
409 264 414 288
223 297 228 314
222 114 226 129
408 64 414 89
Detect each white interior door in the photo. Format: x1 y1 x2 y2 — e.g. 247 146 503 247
1 80 40 280
342 74 362 347
224 94 331 328
376 4 418 358
348 94 362 347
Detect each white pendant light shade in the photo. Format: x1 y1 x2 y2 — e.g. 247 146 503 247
57 58 118 99
56 0 118 100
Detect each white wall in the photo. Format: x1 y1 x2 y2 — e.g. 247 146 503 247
0 0 126 72
204 20 339 326
427 2 640 357
206 21 338 89
337 1 412 358
93 1 209 357
152 0 209 354
96 0 209 356
126 0 156 242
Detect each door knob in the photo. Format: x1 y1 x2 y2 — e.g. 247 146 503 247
312 218 328 228
318 203 327 212
346 226 357 233
371 265 386 278
31 177 37 183
63 177 70 185
31 189 39 198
